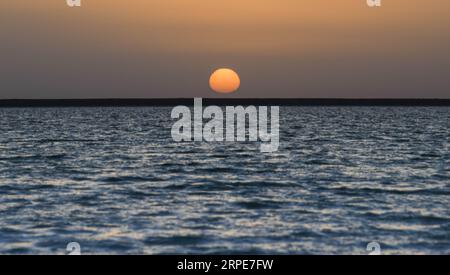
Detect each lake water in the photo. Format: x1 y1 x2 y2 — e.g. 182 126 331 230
0 106 449 254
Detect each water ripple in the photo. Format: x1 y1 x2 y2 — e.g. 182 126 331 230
0 106 448 254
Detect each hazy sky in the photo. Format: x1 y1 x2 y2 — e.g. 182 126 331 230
1 0 449 98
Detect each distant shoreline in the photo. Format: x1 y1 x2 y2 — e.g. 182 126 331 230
0 98 449 107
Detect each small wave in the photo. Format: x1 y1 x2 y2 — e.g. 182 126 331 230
99 175 164 183
233 200 283 210
193 167 240 173
327 186 450 196
144 235 207 246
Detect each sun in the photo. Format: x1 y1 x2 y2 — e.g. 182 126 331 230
209 68 241 94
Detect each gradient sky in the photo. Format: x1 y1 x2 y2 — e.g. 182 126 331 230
1 0 449 98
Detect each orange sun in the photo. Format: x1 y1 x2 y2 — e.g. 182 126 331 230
209 68 241 94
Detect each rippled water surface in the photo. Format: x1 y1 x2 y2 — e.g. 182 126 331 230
0 107 449 254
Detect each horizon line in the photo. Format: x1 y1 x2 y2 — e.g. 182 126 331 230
0 98 449 107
